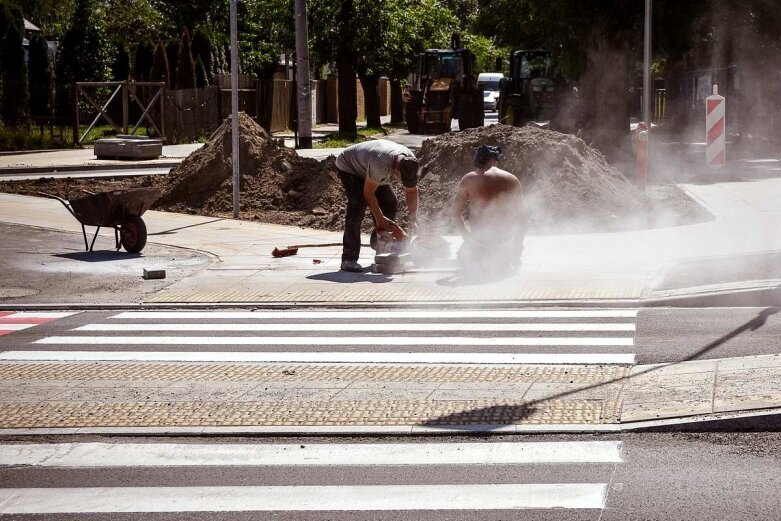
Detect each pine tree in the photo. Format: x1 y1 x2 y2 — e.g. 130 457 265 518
195 56 208 88
176 28 196 89
150 40 170 87
191 28 213 83
111 44 130 81
132 41 154 81
27 33 54 123
55 0 111 118
165 40 179 88
1 21 28 125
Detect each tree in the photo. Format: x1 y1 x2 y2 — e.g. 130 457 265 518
111 44 131 81
1 20 28 125
237 0 293 78
176 28 196 89
310 0 458 132
133 41 155 80
150 40 171 87
19 0 74 36
195 56 208 87
191 28 213 83
55 0 111 118
165 39 179 87
28 33 54 124
99 0 163 49
151 0 228 40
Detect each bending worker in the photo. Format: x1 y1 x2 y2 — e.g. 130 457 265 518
452 144 526 272
335 139 419 272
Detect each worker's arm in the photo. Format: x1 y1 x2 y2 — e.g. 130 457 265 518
363 177 393 231
451 176 470 238
405 186 419 232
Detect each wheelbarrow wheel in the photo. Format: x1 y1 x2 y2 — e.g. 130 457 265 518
120 216 148 253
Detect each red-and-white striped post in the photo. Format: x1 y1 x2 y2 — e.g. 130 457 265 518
706 85 726 168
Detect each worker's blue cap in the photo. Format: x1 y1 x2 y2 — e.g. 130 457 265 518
474 145 502 167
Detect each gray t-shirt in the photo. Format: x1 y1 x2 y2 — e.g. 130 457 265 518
335 140 415 186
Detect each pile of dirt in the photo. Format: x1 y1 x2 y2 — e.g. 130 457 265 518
155 112 347 230
416 124 651 232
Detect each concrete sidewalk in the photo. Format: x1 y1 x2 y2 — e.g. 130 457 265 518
0 353 779 434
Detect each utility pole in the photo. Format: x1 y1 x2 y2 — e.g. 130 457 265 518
643 0 652 127
230 0 240 218
295 0 313 149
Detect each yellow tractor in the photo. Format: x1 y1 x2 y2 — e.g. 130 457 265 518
404 47 484 134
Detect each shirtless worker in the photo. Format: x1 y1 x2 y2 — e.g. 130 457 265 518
335 139 419 272
451 145 526 272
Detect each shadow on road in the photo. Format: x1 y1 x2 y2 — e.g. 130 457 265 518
307 270 393 284
422 307 781 430
148 218 224 236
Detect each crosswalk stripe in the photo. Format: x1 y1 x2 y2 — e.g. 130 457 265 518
0 323 34 331
0 484 609 513
34 336 634 346
113 310 639 320
0 441 622 466
0 350 636 364
75 322 636 332
0 312 76 319
0 311 77 337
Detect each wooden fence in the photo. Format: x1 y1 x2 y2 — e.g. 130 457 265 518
164 76 302 143
159 74 390 144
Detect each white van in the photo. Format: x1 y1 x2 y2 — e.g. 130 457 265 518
478 72 504 111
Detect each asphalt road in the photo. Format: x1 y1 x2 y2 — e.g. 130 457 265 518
0 223 210 304
0 432 778 520
3 307 780 366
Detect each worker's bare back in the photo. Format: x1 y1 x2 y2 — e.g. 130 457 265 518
460 166 522 215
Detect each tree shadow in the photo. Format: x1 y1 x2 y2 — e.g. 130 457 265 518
422 307 781 429
148 218 224 236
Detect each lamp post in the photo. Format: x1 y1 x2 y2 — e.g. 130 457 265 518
295 0 313 149
643 0 652 127
230 0 240 218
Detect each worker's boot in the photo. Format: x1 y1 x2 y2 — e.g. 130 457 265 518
340 260 363 273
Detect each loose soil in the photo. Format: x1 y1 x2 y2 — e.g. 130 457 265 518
0 116 710 235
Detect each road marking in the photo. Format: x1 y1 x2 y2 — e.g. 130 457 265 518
0 484 608 513
0 312 77 337
0 441 622 467
0 312 77 319
34 336 634 346
0 324 33 331
113 310 639 320
0 350 636 365
75 323 636 332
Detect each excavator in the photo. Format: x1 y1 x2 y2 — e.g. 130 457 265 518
498 49 579 132
404 40 484 134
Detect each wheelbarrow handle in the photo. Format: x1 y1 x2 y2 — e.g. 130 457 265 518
37 191 77 219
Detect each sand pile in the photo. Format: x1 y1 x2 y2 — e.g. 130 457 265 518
416 124 650 232
155 113 347 230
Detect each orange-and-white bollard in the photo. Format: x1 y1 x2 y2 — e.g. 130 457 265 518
636 122 649 190
706 85 726 168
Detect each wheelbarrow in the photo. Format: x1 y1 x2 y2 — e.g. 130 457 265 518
39 187 161 253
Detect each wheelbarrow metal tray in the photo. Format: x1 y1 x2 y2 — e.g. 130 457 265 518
70 187 160 227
